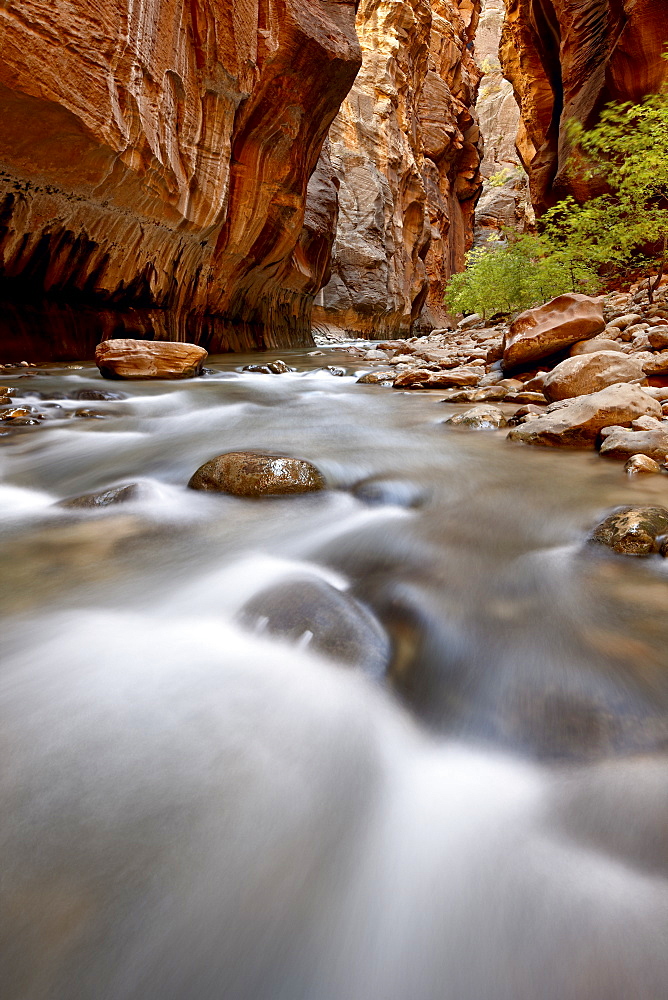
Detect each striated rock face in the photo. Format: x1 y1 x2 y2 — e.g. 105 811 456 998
473 0 532 241
313 0 483 339
500 0 668 215
0 1 361 359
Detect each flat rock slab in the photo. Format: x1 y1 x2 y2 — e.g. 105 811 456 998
599 426 668 461
188 451 326 497
507 383 661 448
96 339 207 380
543 351 646 402
588 506 668 555
503 293 605 370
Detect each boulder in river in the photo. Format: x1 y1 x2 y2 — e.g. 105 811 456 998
588 506 668 556
624 454 661 475
188 451 326 497
95 339 207 380
599 425 668 462
543 351 647 402
242 360 292 374
444 405 507 430
237 576 390 675
503 294 605 370
570 338 624 356
507 383 661 448
356 371 395 386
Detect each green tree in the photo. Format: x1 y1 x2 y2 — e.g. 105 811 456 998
542 89 668 301
444 233 598 319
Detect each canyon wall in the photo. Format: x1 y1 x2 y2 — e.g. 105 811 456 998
0 1 361 358
473 0 532 242
500 0 668 215
313 0 483 338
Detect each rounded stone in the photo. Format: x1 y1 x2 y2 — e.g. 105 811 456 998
58 484 142 509
188 451 326 497
624 454 662 476
588 505 668 555
445 404 507 430
356 371 395 385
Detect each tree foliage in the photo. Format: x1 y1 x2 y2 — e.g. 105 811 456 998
444 234 599 319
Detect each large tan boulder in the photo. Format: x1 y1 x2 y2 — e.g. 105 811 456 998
502 294 605 370
570 338 624 356
188 452 326 497
95 340 207 380
507 383 661 448
599 426 668 462
542 351 646 402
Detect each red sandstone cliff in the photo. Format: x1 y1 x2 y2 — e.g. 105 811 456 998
500 0 668 215
0 1 361 357
313 0 482 338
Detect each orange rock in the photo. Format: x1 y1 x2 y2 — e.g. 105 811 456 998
500 0 668 214
0 2 361 355
503 294 605 369
95 340 207 380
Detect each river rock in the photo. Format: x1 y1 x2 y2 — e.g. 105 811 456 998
242 360 292 374
95 340 207 380
624 455 661 475
502 294 605 369
542 351 647 402
648 328 668 350
599 426 668 462
76 389 127 401
570 338 624 356
507 384 661 448
188 452 326 497
237 576 390 675
356 371 395 385
393 366 481 389
588 506 668 556
58 484 142 509
445 405 507 430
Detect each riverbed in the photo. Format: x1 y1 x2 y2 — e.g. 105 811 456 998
2 348 668 999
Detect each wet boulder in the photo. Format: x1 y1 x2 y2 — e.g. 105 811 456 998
599 425 668 462
588 506 668 556
75 389 127 401
503 293 605 370
393 366 481 389
237 576 390 675
444 405 507 430
543 352 646 402
507 384 661 448
58 483 142 509
624 454 661 475
188 451 326 497
242 360 292 374
356 371 395 386
95 339 207 380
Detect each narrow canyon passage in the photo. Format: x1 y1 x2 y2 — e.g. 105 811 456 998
2 352 668 999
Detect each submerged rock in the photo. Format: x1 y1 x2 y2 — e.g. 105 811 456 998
588 506 668 556
351 476 428 508
75 389 127 401
237 576 390 675
58 484 143 509
507 384 661 448
188 452 326 497
543 351 646 402
95 340 207 380
242 360 292 374
503 293 605 369
445 405 507 430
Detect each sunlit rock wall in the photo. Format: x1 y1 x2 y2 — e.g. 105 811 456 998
500 0 668 215
313 0 483 338
0 1 361 358
473 0 532 242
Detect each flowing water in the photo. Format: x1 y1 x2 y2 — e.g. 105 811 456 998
2 349 668 999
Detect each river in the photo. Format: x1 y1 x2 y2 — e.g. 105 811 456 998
2 348 668 999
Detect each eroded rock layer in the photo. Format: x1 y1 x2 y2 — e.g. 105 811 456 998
0 1 361 358
314 0 483 338
500 0 668 215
